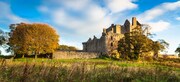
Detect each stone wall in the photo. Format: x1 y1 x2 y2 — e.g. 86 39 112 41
82 36 107 53
105 32 124 53
53 51 100 59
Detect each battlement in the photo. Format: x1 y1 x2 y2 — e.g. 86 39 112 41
103 17 141 34
103 24 122 34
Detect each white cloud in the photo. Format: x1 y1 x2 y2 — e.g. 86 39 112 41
85 5 107 22
163 1 180 10
38 6 49 13
62 0 90 11
139 9 164 21
105 0 137 13
147 20 170 32
137 1 180 32
46 0 90 11
139 1 180 21
0 2 28 24
48 0 115 36
176 17 180 21
51 8 113 37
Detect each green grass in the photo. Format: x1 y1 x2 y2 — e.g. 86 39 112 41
0 58 179 82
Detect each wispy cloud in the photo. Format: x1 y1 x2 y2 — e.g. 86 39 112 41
0 2 28 25
147 20 170 32
138 1 180 32
38 5 49 13
176 17 180 21
105 0 137 13
138 1 180 21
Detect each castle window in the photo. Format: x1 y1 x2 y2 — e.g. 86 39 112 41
111 36 113 40
111 43 113 47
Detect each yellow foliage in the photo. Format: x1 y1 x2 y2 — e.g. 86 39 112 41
9 23 59 56
111 50 120 59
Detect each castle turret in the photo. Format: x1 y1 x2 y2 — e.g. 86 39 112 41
124 19 130 33
114 25 121 34
103 28 106 33
132 17 137 26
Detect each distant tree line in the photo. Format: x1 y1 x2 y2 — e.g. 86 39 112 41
57 45 78 51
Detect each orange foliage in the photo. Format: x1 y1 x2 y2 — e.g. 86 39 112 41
9 23 59 56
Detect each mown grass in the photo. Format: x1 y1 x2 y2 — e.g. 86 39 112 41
0 58 179 82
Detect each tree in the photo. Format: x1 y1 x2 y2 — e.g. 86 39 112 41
118 27 153 60
152 40 169 58
0 29 11 55
118 27 168 60
57 45 78 51
9 23 59 58
175 45 180 57
0 29 6 45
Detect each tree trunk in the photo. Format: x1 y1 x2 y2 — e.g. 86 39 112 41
35 54 37 59
153 51 158 59
22 54 24 58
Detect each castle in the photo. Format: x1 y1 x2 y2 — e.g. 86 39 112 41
82 17 141 54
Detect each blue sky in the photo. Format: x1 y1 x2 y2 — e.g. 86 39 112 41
0 0 180 55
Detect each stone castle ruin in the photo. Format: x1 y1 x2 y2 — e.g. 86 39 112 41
82 17 141 54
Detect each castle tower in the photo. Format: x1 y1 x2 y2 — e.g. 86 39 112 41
114 25 121 34
103 28 106 33
124 19 131 33
132 17 137 26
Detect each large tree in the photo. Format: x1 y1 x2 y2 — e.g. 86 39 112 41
118 27 168 60
175 45 180 57
152 40 169 58
9 23 59 58
118 27 153 60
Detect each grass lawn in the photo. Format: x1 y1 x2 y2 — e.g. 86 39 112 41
0 58 179 82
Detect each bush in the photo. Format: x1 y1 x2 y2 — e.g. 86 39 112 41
111 50 120 60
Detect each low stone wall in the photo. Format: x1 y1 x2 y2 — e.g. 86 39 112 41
53 51 100 59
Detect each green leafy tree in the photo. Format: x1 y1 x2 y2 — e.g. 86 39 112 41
0 29 11 55
0 29 6 45
57 45 78 51
152 40 169 58
9 23 59 58
118 27 168 60
118 27 153 60
175 45 180 57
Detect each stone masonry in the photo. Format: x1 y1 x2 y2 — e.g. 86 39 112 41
82 17 141 55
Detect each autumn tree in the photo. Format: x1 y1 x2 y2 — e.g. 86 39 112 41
175 45 180 57
9 23 59 58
